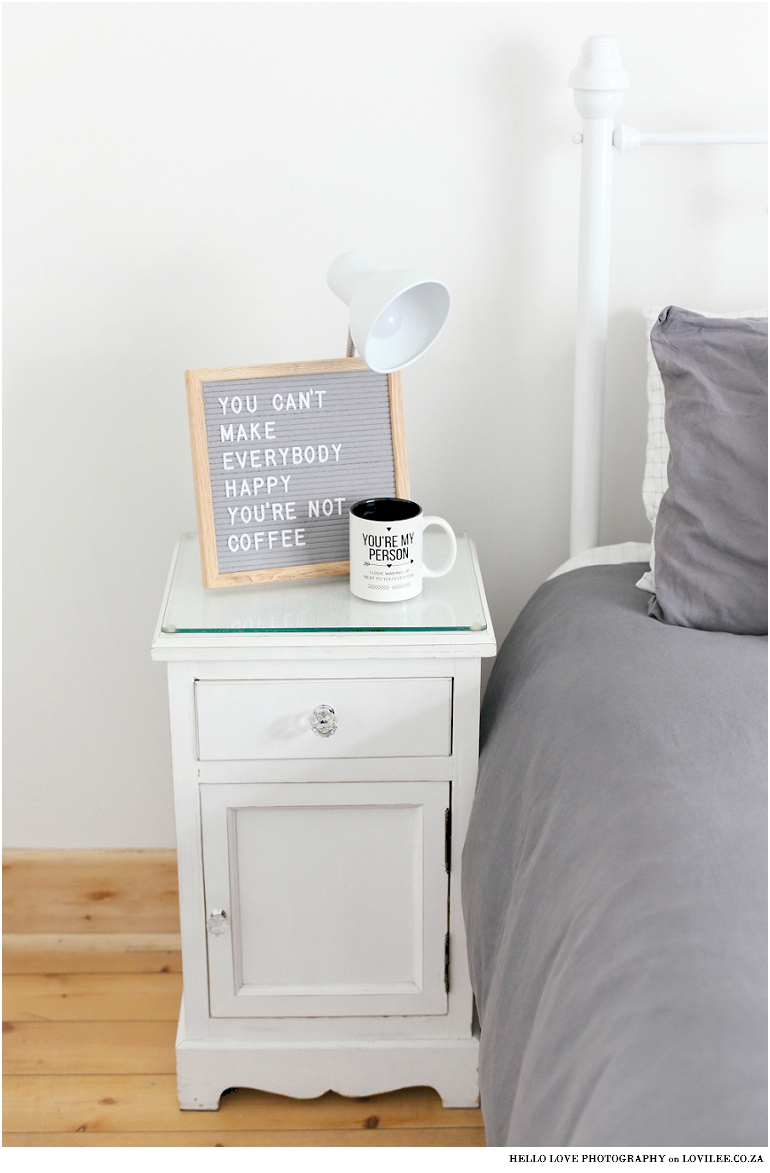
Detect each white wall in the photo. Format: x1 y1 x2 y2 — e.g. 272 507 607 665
4 2 766 848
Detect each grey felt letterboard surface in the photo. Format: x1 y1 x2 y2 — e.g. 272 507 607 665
186 360 409 587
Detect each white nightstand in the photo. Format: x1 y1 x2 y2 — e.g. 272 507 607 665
151 531 495 1110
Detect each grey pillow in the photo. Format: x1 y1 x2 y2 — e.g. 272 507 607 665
648 306 767 635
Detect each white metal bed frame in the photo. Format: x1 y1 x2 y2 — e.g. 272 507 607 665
567 36 767 557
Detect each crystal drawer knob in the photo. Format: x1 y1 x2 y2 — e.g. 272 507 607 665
206 909 227 936
311 704 337 738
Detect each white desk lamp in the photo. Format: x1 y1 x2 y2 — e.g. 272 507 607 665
327 251 450 373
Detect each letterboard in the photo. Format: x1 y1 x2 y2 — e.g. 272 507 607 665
186 358 410 587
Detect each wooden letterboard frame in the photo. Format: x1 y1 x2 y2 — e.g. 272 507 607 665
186 358 410 587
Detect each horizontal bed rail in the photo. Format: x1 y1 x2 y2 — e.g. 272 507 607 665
613 124 768 153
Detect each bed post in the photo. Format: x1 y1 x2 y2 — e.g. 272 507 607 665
568 38 628 556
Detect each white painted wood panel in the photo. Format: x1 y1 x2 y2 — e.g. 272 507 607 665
195 677 452 760
200 781 449 1017
176 1006 481 1109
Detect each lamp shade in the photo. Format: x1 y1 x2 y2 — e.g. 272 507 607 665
327 252 451 373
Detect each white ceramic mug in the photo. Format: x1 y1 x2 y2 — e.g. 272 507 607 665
349 498 457 602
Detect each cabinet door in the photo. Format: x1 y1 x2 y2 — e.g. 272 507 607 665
200 782 449 1017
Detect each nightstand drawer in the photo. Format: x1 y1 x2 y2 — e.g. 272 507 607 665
195 678 453 760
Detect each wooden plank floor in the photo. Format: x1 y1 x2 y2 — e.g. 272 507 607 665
2 850 486 1147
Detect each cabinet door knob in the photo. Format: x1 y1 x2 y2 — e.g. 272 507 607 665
206 909 228 936
311 704 337 737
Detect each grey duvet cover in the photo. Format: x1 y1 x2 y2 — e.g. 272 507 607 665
462 564 767 1146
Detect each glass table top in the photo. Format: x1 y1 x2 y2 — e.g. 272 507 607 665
161 532 487 634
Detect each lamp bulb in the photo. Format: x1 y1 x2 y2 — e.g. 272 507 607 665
370 304 403 340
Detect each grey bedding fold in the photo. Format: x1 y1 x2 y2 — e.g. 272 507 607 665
462 564 767 1146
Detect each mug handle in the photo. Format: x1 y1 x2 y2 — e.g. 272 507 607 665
421 517 458 578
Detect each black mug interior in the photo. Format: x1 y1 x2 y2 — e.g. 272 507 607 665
351 498 422 523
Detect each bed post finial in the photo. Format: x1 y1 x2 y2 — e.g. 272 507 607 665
569 37 629 116
568 38 628 557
